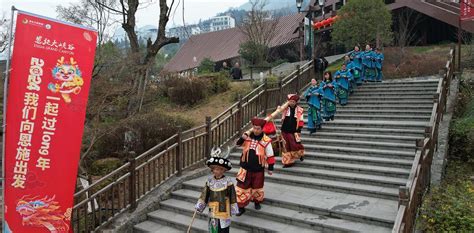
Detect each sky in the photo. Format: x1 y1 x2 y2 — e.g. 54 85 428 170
1 0 248 27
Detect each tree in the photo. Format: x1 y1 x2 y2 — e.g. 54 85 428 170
85 0 179 116
0 13 11 54
392 8 424 71
332 0 392 49
198 57 215 74
239 41 268 65
239 0 278 65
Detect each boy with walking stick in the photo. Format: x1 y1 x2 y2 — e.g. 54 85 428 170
194 147 239 233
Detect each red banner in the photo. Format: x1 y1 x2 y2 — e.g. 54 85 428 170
461 0 474 21
4 12 97 232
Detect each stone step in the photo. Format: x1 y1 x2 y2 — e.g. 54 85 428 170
230 155 409 187
186 170 399 204
276 119 428 131
159 199 319 233
300 137 415 151
353 87 438 93
350 92 437 97
348 96 435 101
238 134 417 152
160 193 388 232
181 177 398 228
356 83 439 89
355 86 438 91
312 126 425 137
300 151 413 168
362 79 439 85
144 209 245 233
332 114 430 122
323 120 428 130
299 100 434 106
301 144 414 158
335 109 432 116
300 131 420 144
338 104 434 110
133 221 184 233
275 121 427 132
229 154 409 178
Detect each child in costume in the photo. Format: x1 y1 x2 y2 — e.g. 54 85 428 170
195 147 239 233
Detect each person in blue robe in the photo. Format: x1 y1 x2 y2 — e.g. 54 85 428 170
334 63 352 106
343 55 357 94
375 48 384 82
319 71 337 121
362 44 377 82
348 46 363 85
304 78 323 135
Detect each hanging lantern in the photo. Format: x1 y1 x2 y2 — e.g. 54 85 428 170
327 17 334 26
316 21 323 29
321 19 329 28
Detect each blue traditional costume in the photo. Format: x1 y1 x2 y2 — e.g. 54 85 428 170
375 49 384 82
304 83 323 134
195 147 239 233
362 47 377 82
334 66 352 106
348 49 363 85
320 75 337 121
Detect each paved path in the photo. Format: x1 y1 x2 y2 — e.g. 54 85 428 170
242 53 346 81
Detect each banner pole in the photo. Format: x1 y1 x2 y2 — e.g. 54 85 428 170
2 5 16 231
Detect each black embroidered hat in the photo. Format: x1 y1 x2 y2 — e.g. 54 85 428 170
206 146 232 171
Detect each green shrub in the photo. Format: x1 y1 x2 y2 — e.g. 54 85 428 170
90 158 122 176
449 79 474 162
92 112 193 162
418 162 474 232
266 74 280 89
166 77 209 106
198 57 215 74
200 72 230 94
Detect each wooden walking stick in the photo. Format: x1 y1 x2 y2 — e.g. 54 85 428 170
187 209 198 233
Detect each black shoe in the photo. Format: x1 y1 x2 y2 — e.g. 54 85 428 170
318 125 322 130
254 203 261 210
236 208 245 216
330 116 335 121
283 164 294 168
300 157 304 161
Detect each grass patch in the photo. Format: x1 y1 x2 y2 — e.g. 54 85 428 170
418 162 474 232
325 58 345 74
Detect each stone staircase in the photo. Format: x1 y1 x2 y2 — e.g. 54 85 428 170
133 78 440 232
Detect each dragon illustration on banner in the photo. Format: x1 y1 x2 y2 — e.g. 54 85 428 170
48 56 84 103
14 195 71 232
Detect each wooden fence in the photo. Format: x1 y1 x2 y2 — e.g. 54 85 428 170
71 61 315 232
392 47 455 233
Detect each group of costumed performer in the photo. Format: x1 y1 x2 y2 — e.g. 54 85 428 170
348 44 384 83
301 44 385 138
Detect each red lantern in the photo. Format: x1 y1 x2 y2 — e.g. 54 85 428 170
316 21 323 29
321 19 329 28
327 17 334 26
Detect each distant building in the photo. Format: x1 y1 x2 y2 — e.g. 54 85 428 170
209 16 235 32
163 13 305 73
167 24 201 40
